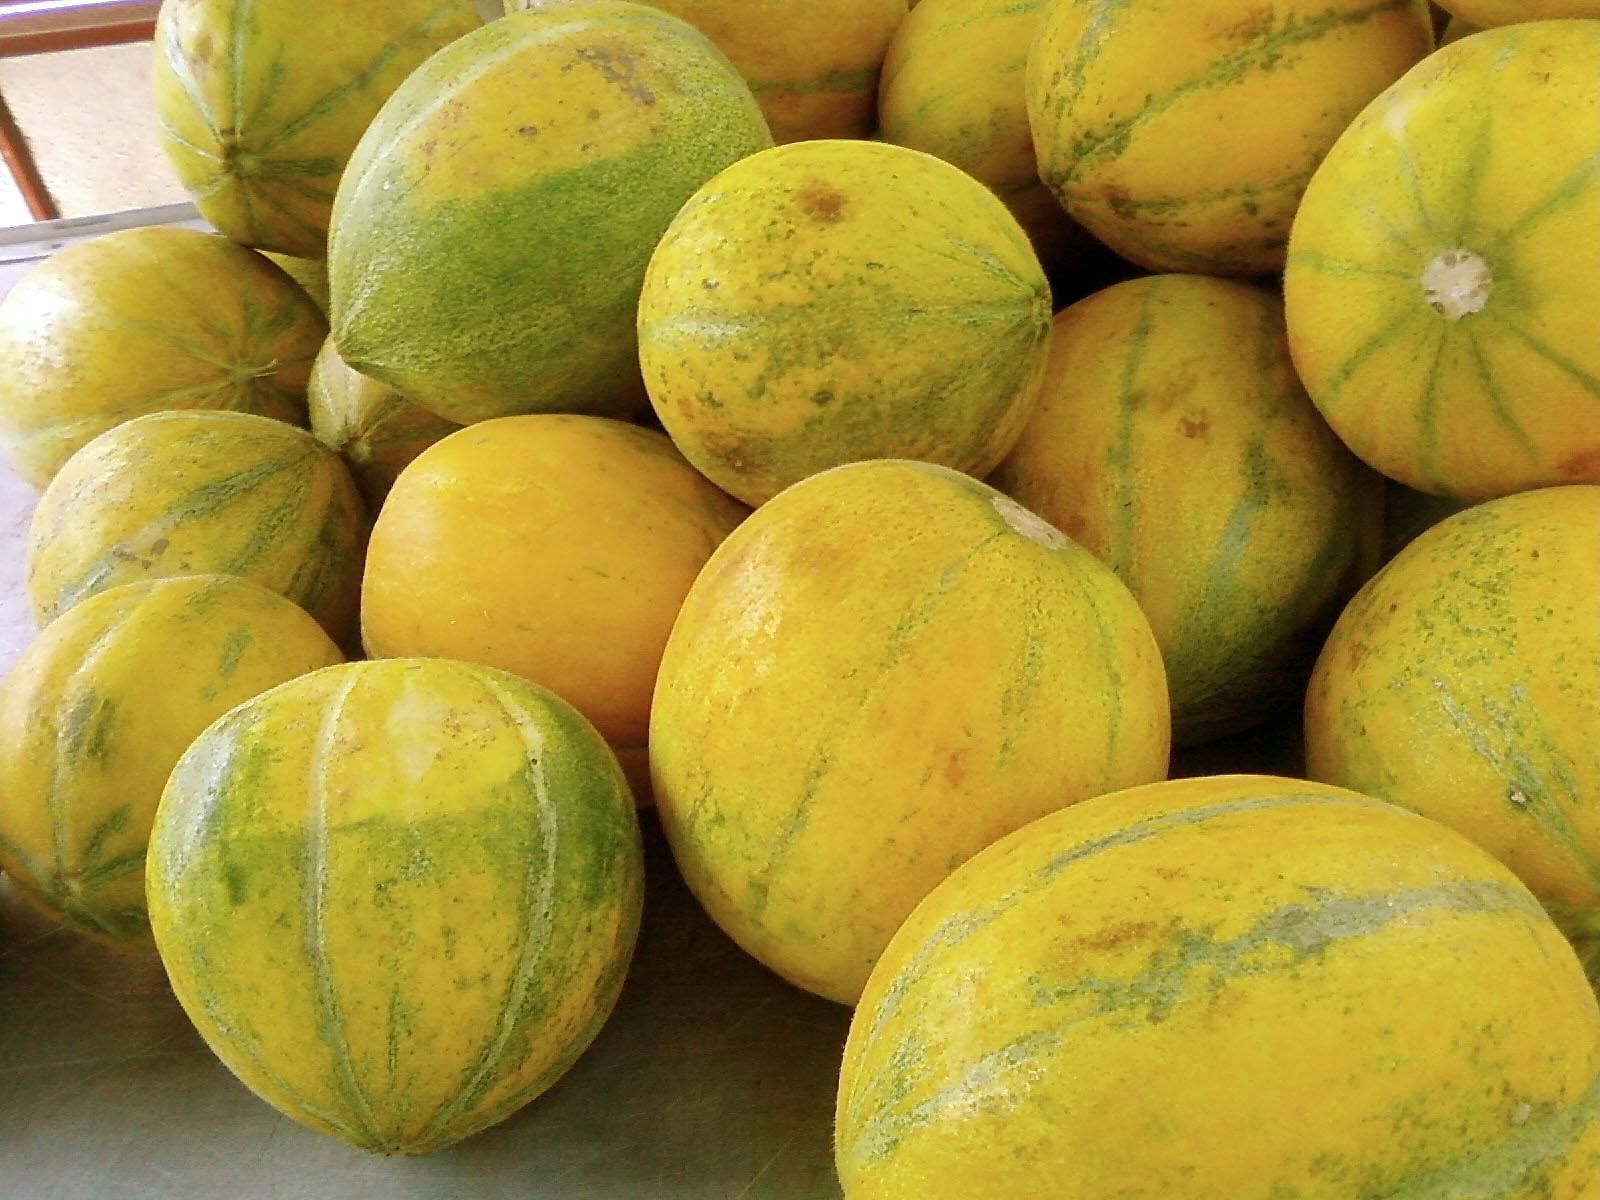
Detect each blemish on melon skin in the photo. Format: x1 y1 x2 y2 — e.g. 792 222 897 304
798 183 848 223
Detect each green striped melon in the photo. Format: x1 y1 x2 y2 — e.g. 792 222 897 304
146 658 644 1154
838 774 1600 1199
0 227 323 489
307 338 460 508
991 274 1383 746
152 0 482 257
329 1 774 426
25 410 367 644
1283 20 1600 499
1306 485 1600 980
1024 0 1435 275
0 576 342 945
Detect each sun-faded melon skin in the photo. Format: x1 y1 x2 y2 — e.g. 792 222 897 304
992 275 1383 747
307 339 460 509
153 0 482 257
0 576 342 946
145 658 644 1155
1284 20 1600 500
1026 0 1435 275
637 139 1053 507
329 1 773 426
0 227 323 489
25 410 367 644
838 774 1600 1200
1306 486 1600 977
651 459 1169 1005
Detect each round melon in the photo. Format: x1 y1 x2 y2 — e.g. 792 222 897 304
0 227 323 489
991 274 1383 747
510 0 908 143
1306 485 1600 979
651 459 1170 1005
1025 0 1435 275
1436 0 1600 23
838 774 1600 1199
637 139 1053 507
307 338 460 508
152 0 482 257
0 576 342 946
877 0 1090 273
360 414 749 804
25 410 367 643
146 657 644 1155
1284 20 1600 500
329 1 774 426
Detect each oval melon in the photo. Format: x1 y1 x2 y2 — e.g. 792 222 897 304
1025 0 1435 275
1305 485 1600 980
638 138 1053 506
0 227 323 489
25 410 367 643
146 657 644 1154
838 774 1600 1199
0 576 342 945
991 274 1383 746
651 459 1169 1005
152 0 482 256
1284 20 1600 499
329 1 774 426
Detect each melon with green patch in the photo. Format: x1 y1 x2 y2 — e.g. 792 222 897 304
0 575 342 945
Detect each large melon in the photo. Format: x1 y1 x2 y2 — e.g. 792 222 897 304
0 576 342 945
1025 0 1435 275
637 139 1053 506
1305 485 1600 978
146 658 644 1154
991 275 1383 746
838 774 1600 1199
152 0 482 257
25 410 366 643
329 1 774 426
510 0 908 143
651 459 1169 1005
1284 20 1600 499
0 227 323 489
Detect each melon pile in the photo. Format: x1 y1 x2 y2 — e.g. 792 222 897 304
0 0 1597 1190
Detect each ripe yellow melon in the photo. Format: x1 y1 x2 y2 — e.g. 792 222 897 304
651 459 1169 1005
1436 0 1600 22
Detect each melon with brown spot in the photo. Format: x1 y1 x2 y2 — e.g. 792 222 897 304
650 458 1169 1005
838 774 1600 1198
0 575 342 946
146 658 644 1154
1284 20 1600 499
637 139 1053 506
152 0 482 256
0 227 323 489
1025 0 1435 275
1306 485 1600 982
329 1 773 426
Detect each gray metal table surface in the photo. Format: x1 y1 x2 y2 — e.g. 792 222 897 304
0 207 1306 1199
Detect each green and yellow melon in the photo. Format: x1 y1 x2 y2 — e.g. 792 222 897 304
25 410 366 643
637 139 1053 507
1284 20 1600 499
1306 485 1600 979
838 774 1600 1199
329 1 774 426
651 459 1169 1005
0 227 323 489
152 0 482 257
146 657 644 1154
307 338 460 508
877 0 1090 273
1025 0 1436 275
991 274 1383 746
0 575 342 945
